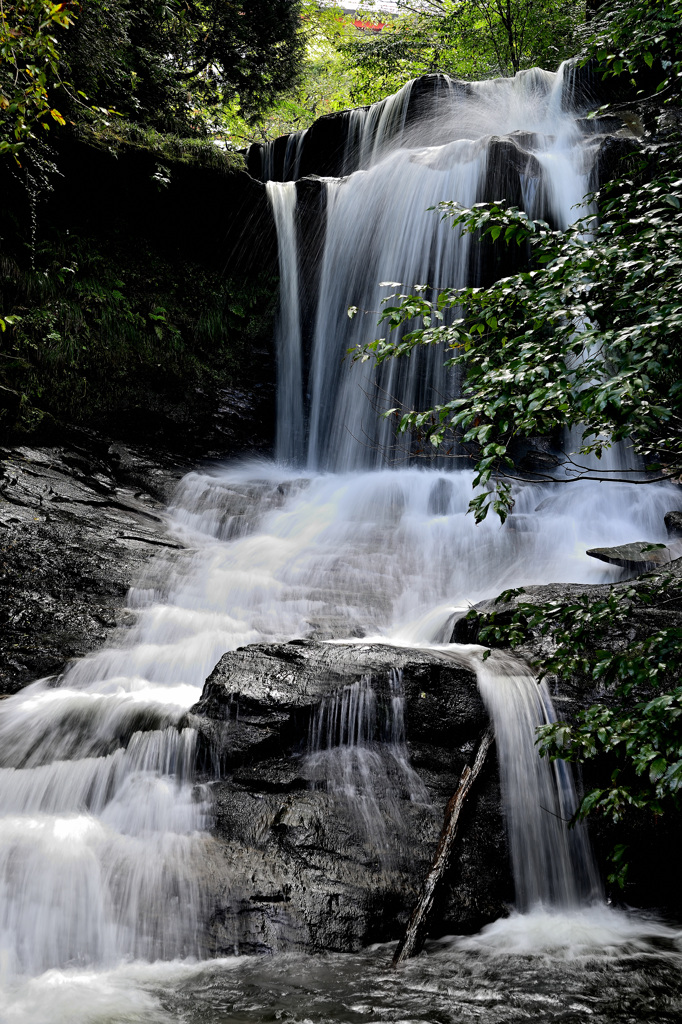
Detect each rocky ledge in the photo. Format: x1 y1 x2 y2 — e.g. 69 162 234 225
0 436 187 694
186 640 511 955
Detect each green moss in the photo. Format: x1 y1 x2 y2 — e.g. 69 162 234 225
74 116 246 172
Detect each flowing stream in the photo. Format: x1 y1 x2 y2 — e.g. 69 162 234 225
2 65 682 1023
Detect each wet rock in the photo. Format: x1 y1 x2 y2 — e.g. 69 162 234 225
427 478 452 516
194 640 488 747
191 640 512 953
586 540 672 573
665 510 682 539
247 75 479 183
0 440 185 694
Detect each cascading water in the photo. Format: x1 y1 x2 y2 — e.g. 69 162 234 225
0 645 214 979
434 645 601 910
264 67 605 471
305 669 430 866
2 64 682 1023
476 655 600 910
266 180 305 463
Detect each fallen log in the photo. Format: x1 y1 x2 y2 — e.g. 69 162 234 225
392 724 495 967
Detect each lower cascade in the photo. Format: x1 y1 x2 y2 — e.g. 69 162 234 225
2 65 682 1024
441 647 600 910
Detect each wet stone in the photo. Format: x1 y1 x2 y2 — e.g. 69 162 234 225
0 441 184 694
665 510 682 539
586 541 673 573
191 639 511 953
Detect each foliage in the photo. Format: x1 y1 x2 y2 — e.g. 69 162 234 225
339 9 462 104
57 0 307 135
227 0 589 146
338 0 586 98
0 229 277 437
0 0 73 161
75 117 245 172
1 0 307 159
587 0 682 101
219 2 357 146
355 144 682 523
456 0 586 74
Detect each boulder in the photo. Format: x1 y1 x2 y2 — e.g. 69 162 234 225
188 639 512 954
0 440 185 694
665 510 682 539
586 541 672 573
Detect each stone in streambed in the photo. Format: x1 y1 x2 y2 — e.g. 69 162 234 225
664 510 682 539
586 541 672 573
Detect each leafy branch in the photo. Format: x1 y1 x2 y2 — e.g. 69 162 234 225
353 151 682 523
0 0 74 161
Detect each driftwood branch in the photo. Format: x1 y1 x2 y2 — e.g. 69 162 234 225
392 725 495 967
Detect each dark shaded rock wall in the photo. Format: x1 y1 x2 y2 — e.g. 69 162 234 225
0 438 187 694
0 135 279 452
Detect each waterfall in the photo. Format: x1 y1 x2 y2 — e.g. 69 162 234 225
305 670 430 865
2 64 680 1010
0 687 210 975
265 64 605 472
436 646 601 910
266 180 305 463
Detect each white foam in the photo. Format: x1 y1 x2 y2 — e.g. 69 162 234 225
452 905 682 958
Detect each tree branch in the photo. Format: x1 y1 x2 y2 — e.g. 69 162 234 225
392 725 495 966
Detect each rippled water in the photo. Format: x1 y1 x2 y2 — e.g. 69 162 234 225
3 910 682 1024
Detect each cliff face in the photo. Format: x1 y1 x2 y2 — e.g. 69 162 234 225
0 439 187 695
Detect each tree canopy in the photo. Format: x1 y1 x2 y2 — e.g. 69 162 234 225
1 0 307 157
338 0 586 103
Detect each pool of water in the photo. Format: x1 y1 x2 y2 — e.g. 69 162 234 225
4 909 682 1024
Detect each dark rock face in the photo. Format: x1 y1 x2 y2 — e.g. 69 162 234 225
0 137 279 454
0 439 186 694
244 74 477 183
40 138 276 280
665 510 682 538
246 75 472 182
188 640 512 954
246 69 634 188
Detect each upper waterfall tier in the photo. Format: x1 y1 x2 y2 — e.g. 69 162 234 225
247 66 617 184
264 65 633 471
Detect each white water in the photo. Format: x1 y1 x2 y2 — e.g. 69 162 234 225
306 669 430 865
2 64 682 1020
1 458 675 994
266 67 608 471
266 180 305 463
435 646 600 910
